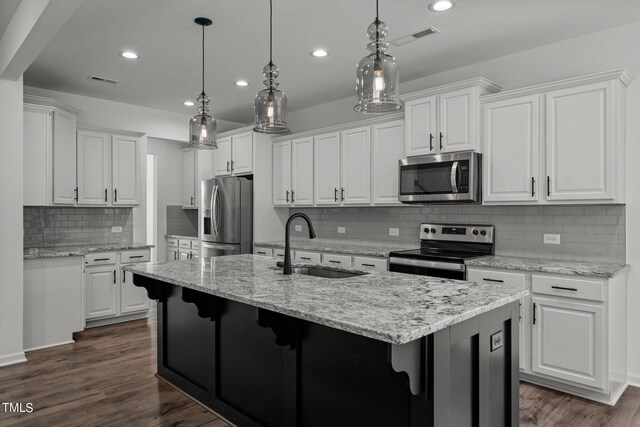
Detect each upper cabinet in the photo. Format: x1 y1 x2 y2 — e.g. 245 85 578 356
372 120 405 205
182 148 213 209
403 78 501 156
215 131 254 177
23 96 79 206
314 132 342 206
272 137 314 207
112 135 140 205
482 69 631 205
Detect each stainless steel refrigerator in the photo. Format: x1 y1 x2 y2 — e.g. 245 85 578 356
200 176 253 258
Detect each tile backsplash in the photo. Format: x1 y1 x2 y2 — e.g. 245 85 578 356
289 205 626 263
24 206 133 248
166 205 198 237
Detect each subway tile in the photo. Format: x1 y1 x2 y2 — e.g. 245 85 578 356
573 233 596 243
563 224 585 234
553 215 574 224
563 206 585 215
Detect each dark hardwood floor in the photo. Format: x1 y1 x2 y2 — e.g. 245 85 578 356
0 319 638 426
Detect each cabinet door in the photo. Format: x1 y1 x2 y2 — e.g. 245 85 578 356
372 120 404 205
215 137 232 176
52 110 78 205
182 150 196 208
404 96 437 156
291 137 314 206
231 132 253 175
272 141 292 206
483 95 540 202
531 296 604 389
77 131 110 205
314 133 341 206
179 250 191 260
120 268 149 314
166 248 178 261
23 106 52 206
546 82 615 201
439 87 476 153
112 135 139 205
85 266 118 319
341 126 371 204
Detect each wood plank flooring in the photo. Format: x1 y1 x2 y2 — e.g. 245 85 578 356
0 319 638 426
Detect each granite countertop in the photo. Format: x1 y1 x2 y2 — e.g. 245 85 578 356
253 239 416 258
125 255 526 345
466 255 628 279
165 234 198 240
24 242 154 259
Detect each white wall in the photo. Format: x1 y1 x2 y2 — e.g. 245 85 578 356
288 21 640 384
147 137 185 261
0 77 26 366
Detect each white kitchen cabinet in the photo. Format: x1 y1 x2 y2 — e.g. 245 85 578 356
77 130 111 205
294 251 322 264
52 109 79 205
403 79 500 156
372 120 404 205
531 296 604 389
182 148 213 209
314 132 341 206
120 267 150 314
340 127 371 204
322 253 353 268
272 141 292 206
253 246 274 257
112 135 140 205
353 256 388 271
166 237 179 261
85 265 118 319
215 131 254 176
483 95 541 203
291 137 314 206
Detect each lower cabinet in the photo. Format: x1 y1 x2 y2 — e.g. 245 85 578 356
85 265 119 319
121 268 151 314
167 236 199 260
252 245 388 271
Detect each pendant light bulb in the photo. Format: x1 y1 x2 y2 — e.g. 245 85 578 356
254 0 289 134
188 17 217 149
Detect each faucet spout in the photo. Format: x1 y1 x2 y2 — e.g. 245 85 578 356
284 213 316 275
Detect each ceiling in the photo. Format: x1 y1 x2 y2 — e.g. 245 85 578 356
0 0 21 40
24 0 640 125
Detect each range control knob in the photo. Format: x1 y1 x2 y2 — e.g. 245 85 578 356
480 230 487 236
430 228 437 234
472 229 479 236
424 228 430 234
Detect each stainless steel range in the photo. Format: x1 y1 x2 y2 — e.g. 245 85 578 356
389 223 494 280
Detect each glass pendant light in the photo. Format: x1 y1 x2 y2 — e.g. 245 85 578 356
354 0 401 113
188 17 217 149
254 0 289 134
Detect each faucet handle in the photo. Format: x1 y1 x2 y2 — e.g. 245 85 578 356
276 261 284 268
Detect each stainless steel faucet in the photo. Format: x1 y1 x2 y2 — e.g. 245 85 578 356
284 213 316 275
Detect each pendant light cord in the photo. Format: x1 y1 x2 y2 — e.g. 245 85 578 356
269 0 273 65
201 23 205 95
375 0 380 60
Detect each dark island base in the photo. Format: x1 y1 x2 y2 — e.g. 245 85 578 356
133 275 519 427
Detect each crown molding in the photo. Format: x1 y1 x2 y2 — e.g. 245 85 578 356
480 69 634 103
217 125 255 139
401 77 502 102
23 94 81 115
77 123 145 138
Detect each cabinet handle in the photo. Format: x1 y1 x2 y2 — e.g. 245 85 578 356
551 285 578 292
191 196 194 206
328 260 341 264
429 133 434 151
113 270 116 284
74 187 78 201
334 188 338 202
341 187 345 201
361 263 376 267
291 190 295 203
94 258 110 262
129 255 144 259
257 251 266 255
122 269 126 284
532 302 537 325
105 188 108 202
300 257 311 260
227 161 230 172
231 160 234 171
286 190 289 203
114 189 118 202
531 177 535 197
547 176 551 197
482 278 504 283
439 132 444 150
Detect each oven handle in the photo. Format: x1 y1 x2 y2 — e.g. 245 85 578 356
389 257 466 272
450 161 459 193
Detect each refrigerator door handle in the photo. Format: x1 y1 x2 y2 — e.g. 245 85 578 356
201 242 237 251
211 185 219 236
214 185 222 236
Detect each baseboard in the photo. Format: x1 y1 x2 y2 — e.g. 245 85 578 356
521 373 625 406
0 352 27 367
24 340 75 353
85 312 149 328
628 373 640 388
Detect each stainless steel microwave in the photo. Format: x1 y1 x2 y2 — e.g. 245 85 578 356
398 151 482 204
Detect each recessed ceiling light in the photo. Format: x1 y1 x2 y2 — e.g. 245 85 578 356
120 51 139 59
428 0 455 12
310 49 328 58
183 100 195 106
234 80 249 87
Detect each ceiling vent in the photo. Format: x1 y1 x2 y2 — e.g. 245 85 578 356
87 75 119 85
390 27 440 46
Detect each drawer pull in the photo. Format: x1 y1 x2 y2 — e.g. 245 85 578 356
482 278 504 283
257 251 266 255
94 258 110 262
276 254 284 257
533 302 537 325
551 285 578 292
329 260 341 264
129 255 144 259
113 270 116 284
300 257 311 260
362 263 376 267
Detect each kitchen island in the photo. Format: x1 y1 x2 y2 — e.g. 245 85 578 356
126 255 526 427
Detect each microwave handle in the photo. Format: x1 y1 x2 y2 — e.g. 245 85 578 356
450 161 459 193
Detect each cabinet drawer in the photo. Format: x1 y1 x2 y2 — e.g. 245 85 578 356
121 249 150 264
354 256 388 271
191 240 200 249
178 239 193 249
467 268 526 290
322 253 353 268
274 248 289 259
295 251 321 264
532 275 604 302
166 237 178 247
85 252 117 266
254 246 273 257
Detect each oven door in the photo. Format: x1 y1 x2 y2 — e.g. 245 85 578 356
398 151 480 203
389 257 466 280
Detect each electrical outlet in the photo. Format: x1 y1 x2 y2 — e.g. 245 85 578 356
112 226 123 233
543 233 561 244
295 225 302 232
337 227 346 234
389 228 400 236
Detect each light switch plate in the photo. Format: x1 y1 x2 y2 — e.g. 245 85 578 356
490 331 503 352
543 233 561 244
295 225 302 232
337 227 346 234
112 226 123 233
389 228 400 236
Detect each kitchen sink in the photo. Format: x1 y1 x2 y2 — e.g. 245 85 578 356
290 266 368 279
